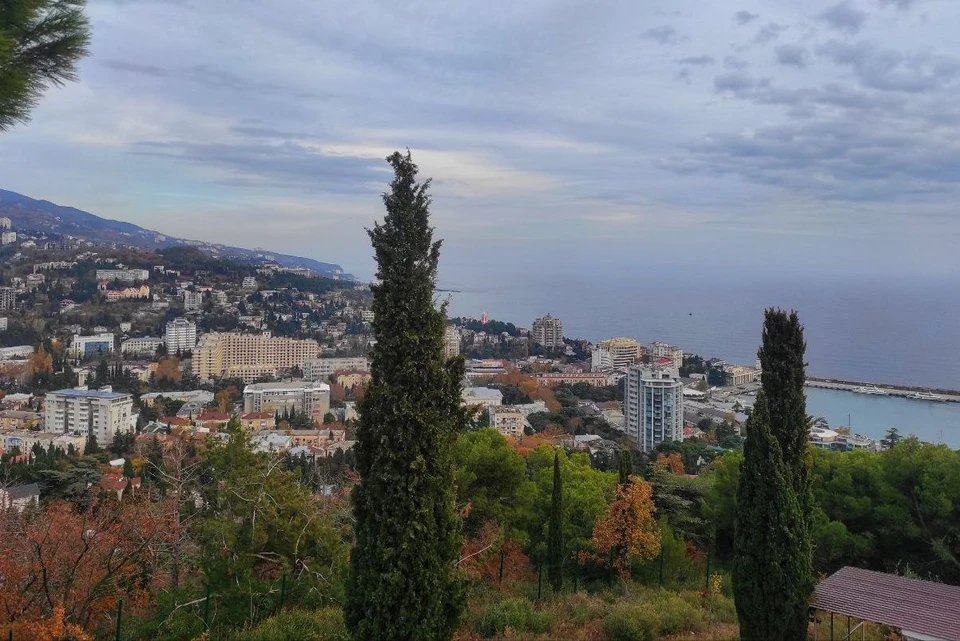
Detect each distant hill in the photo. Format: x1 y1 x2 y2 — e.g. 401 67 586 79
0 188 350 278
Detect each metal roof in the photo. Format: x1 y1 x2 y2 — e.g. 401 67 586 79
812 567 960 641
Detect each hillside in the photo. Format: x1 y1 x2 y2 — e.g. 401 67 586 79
0 188 349 278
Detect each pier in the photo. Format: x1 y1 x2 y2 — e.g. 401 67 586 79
804 378 960 403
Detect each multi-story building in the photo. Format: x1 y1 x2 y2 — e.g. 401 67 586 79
140 390 214 407
44 387 135 444
0 317 7 331
193 332 319 382
0 410 42 431
488 406 526 439
461 387 504 410
0 217 10 229
302 357 370 381
724 366 759 387
591 338 644 372
1 231 17 246
536 372 612 387
105 285 150 302
0 287 16 312
165 317 198 354
647 342 683 369
70 333 115 358
243 381 331 421
120 336 164 355
95 268 150 282
624 366 683 452
443 326 461 359
183 290 203 312
242 276 258 290
532 314 564 349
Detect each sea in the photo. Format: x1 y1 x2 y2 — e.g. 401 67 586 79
438 263 960 448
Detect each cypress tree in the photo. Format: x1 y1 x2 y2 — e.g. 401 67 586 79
345 151 467 641
617 449 632 486
547 452 564 592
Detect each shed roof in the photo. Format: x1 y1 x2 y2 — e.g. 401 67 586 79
812 567 960 641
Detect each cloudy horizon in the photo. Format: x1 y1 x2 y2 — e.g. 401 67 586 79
2 0 959 280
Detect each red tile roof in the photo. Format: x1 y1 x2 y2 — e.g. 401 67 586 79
197 411 231 422
813 567 960 640
163 416 191 427
242 412 274 420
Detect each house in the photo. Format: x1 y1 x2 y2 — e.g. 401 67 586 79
0 410 42 431
195 410 232 430
287 429 346 448
240 412 275 431
0 483 40 511
251 432 293 453
99 474 141 501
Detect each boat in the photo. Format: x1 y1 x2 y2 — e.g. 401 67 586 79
855 385 889 395
909 391 943 402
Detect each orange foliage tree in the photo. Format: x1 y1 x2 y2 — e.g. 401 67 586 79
586 476 661 578
653 452 685 475
28 345 53 375
155 356 182 384
458 523 534 591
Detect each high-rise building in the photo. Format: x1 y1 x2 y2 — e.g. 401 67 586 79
165 317 198 354
192 332 319 382
532 314 564 349
243 381 331 421
44 387 134 445
0 287 16 312
443 326 461 359
624 366 683 453
647 342 683 369
591 337 644 372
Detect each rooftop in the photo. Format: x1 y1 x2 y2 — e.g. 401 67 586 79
244 381 331 394
48 387 131 401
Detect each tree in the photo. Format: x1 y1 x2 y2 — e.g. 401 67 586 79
587 475 660 579
82 432 97 455
0 0 90 132
653 452 685 475
547 452 563 592
617 449 632 486
346 152 468 641
322 412 336 425
882 427 902 449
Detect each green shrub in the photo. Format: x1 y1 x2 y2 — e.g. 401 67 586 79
602 603 659 641
475 597 552 637
227 608 348 641
652 592 705 635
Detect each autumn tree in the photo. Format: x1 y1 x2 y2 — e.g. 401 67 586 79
154 356 182 385
587 476 660 578
346 152 468 641
28 344 53 375
653 452 685 475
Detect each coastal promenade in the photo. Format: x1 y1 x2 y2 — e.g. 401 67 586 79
805 377 960 403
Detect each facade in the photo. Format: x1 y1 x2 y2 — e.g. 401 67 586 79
243 381 331 421
0 287 16 312
0 317 6 331
95 268 149 282
0 410 42 431
335 370 371 390
43 387 135 444
120 336 164 355
531 314 564 349
488 406 526 439
624 366 683 453
443 326 461 359
70 333 115 358
724 366 759 387
647 342 683 369
193 332 319 382
591 338 644 372
242 276 258 289
165 317 198 354
183 290 203 312
536 372 612 387
105 285 150 302
461 387 504 410
240 412 275 431
302 357 370 381
0 483 40 512
140 390 214 407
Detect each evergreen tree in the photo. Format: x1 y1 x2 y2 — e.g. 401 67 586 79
83 432 98 455
345 152 467 641
547 452 564 592
617 449 632 486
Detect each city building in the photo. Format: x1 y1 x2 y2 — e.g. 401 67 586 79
624 366 684 453
0 345 33 360
647 342 683 369
183 290 203 312
242 276 258 290
0 410 42 431
302 357 370 381
70 333 115 358
335 370 371 390
531 314 564 349
0 217 10 229
724 366 759 387
536 372 612 387
461 387 504 410
120 337 164 355
591 338 644 372
0 317 6 331
43 387 135 444
488 406 526 439
240 412 275 431
140 390 214 407
105 285 150 302
192 332 319 382
443 326 461 359
243 381 331 422
1 231 17 246
0 287 16 312
0 483 40 512
95 268 150 282
165 317 198 354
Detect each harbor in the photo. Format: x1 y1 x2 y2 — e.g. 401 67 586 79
804 377 960 403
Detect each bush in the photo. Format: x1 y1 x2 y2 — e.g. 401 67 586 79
474 597 552 638
227 609 348 641
602 603 659 641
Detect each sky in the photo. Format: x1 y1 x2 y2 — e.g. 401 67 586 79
2 0 959 280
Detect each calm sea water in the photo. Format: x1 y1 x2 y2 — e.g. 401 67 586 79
439 263 960 448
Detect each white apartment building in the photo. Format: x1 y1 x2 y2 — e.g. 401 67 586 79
0 317 7 331
183 290 203 312
488 406 526 439
243 381 331 420
591 337 644 372
302 357 370 381
0 217 10 229
443 326 461 359
0 287 16 312
165 317 198 353
0 231 16 246
96 268 150 282
647 342 683 369
242 276 258 290
70 333 115 358
44 387 135 444
624 366 683 453
193 332 319 382
532 314 564 349
120 336 164 355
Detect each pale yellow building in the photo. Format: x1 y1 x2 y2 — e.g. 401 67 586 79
192 332 319 382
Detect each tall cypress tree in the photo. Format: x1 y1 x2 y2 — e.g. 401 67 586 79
617 449 632 486
547 452 564 592
345 151 467 641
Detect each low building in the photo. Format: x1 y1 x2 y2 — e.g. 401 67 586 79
105 285 150 302
0 410 42 431
251 432 293 454
809 427 840 449
96 268 149 282
0 483 40 511
240 412 275 431
140 390 215 407
0 345 35 360
70 333 115 358
536 372 612 388
461 387 504 410
243 381 331 422
121 337 164 355
302 357 370 381
724 366 759 387
287 429 346 448
335 370 371 390
488 406 526 439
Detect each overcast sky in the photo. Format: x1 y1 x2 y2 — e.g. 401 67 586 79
2 0 959 279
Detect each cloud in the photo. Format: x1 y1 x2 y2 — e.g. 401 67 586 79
818 40 960 92
775 44 808 68
640 26 680 45
753 23 788 44
877 0 916 8
676 55 716 66
734 10 759 25
714 72 768 94
101 60 169 77
817 2 869 35
724 56 750 70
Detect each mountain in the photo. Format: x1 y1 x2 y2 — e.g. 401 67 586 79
0 188 350 278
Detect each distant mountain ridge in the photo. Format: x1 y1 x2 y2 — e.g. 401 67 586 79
0 188 349 278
